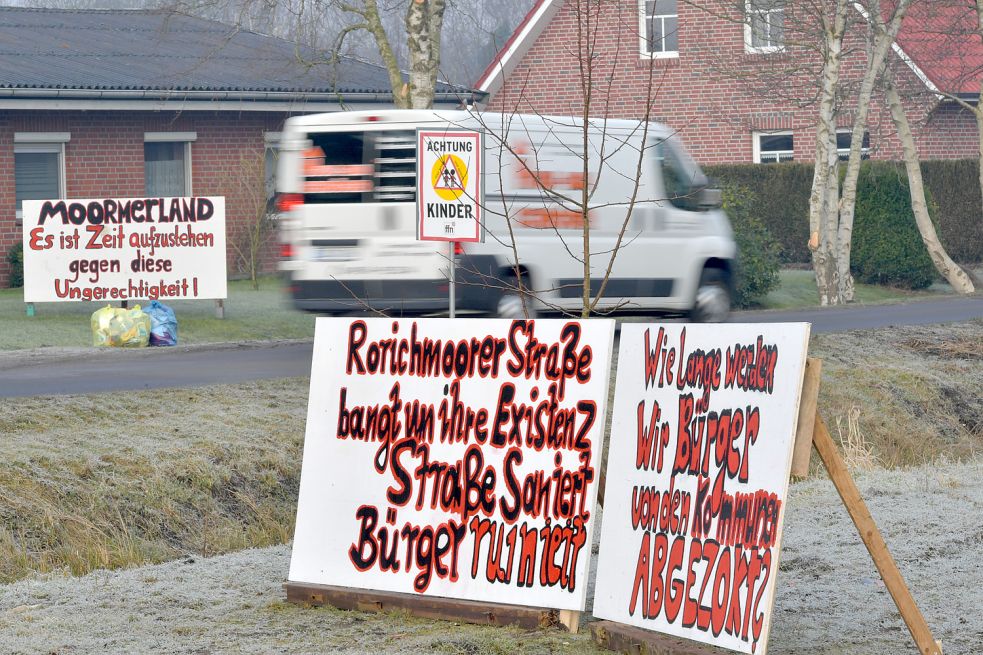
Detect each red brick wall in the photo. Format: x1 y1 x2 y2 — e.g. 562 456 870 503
0 109 288 287
486 0 978 164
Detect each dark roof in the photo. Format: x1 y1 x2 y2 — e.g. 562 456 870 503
0 6 470 101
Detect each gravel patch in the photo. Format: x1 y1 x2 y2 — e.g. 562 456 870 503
2 460 979 655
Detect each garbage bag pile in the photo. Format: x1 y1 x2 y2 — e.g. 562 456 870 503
90 301 178 347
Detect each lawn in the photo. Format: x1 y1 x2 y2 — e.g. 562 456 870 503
0 268 972 350
756 268 948 310
0 276 316 350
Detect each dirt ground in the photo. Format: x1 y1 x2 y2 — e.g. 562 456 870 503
1 460 980 655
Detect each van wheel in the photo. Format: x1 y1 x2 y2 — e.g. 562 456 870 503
690 269 730 323
497 273 537 319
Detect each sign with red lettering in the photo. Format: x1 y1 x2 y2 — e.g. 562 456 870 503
288 317 614 609
417 130 483 242
22 197 227 303
592 323 810 654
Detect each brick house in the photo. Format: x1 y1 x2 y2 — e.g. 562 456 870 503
0 7 473 286
476 0 981 166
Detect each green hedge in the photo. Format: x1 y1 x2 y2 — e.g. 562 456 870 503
720 184 781 308
919 160 983 263
852 163 937 289
705 163 814 263
705 160 983 265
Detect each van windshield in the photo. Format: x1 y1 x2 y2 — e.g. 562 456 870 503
656 137 708 210
302 130 417 204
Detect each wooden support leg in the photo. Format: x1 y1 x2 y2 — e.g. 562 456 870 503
812 414 943 655
790 357 822 478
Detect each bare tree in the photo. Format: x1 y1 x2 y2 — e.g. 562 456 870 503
464 0 700 320
222 151 278 289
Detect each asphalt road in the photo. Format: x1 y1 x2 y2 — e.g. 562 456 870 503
1 295 980 398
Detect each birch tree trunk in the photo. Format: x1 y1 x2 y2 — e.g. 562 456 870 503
406 0 446 109
835 0 912 302
809 1 847 305
883 71 976 293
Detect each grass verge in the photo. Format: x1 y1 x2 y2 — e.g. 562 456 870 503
757 269 946 310
0 378 307 583
0 276 316 350
0 323 979 585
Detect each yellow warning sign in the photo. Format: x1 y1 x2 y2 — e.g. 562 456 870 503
431 154 469 201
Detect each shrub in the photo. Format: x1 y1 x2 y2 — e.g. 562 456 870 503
851 162 936 289
6 242 23 288
721 184 781 307
920 159 983 264
706 163 814 264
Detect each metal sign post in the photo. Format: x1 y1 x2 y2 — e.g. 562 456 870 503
449 241 456 318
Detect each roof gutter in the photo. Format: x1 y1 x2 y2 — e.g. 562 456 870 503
0 87 482 104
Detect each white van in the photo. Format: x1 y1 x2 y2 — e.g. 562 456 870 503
276 110 735 320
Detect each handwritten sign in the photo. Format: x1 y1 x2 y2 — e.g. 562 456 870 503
593 323 810 654
288 317 614 610
22 197 227 302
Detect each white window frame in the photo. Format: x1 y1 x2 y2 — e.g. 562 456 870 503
639 0 679 59
744 0 785 54
753 130 794 163
14 132 70 223
264 131 282 214
836 129 871 161
144 132 196 196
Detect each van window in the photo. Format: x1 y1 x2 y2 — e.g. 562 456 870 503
302 130 416 204
656 139 704 211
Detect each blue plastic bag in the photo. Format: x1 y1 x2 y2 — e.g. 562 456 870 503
146 300 178 346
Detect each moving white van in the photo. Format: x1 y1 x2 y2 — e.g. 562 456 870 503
276 110 736 320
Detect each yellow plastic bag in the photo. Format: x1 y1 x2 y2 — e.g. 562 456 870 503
90 305 151 347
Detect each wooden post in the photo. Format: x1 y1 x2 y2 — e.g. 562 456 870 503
215 299 225 319
790 357 822 478
284 582 578 632
811 414 943 655
559 609 580 633
25 302 35 317
590 621 731 655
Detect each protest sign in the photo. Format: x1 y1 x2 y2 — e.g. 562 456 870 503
593 323 810 654
288 317 614 611
22 197 227 303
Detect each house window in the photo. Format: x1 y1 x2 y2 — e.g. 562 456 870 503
14 132 69 221
836 131 871 161
264 132 281 212
640 0 678 58
745 0 784 53
754 132 794 163
145 132 196 196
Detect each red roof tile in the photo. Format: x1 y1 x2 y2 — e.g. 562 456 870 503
897 1 983 95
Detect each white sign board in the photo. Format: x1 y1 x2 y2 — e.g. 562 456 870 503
22 197 227 303
593 323 810 654
417 130 483 242
289 317 614 610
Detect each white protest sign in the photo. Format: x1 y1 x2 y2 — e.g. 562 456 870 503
593 323 810 654
417 130 483 242
22 197 227 303
288 317 614 610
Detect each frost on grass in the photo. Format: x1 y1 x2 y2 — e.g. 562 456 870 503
810 320 983 469
0 378 309 583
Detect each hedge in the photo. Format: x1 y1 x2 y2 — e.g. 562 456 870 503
852 163 937 289
705 160 983 265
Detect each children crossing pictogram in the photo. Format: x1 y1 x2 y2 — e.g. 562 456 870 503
431 154 469 201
